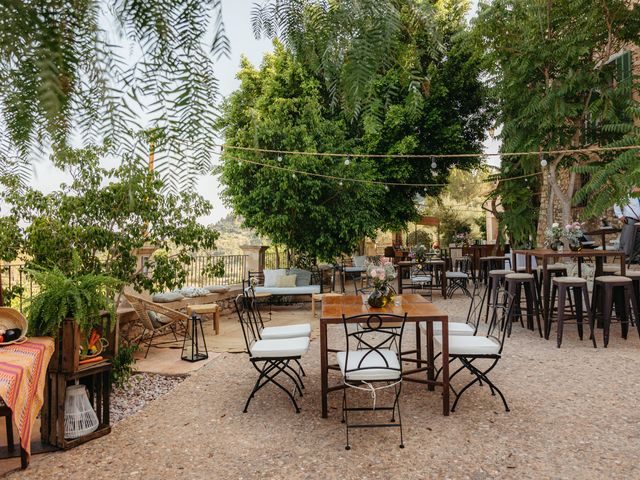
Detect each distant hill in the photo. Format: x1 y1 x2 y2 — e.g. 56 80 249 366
210 215 265 255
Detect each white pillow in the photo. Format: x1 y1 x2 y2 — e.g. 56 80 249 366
353 256 367 267
263 269 286 287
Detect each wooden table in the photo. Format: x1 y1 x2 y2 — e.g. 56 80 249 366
186 303 221 335
397 260 447 298
512 249 626 330
320 294 450 418
585 226 621 250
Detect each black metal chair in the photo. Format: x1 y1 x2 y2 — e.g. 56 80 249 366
409 263 433 300
338 313 408 450
234 295 309 413
442 290 514 413
445 256 474 298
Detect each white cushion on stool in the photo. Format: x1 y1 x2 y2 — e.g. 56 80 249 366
250 337 309 358
261 323 312 339
435 335 501 355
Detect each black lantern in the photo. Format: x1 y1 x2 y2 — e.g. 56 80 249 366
181 313 209 362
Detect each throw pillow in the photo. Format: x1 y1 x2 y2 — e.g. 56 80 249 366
204 285 230 294
353 255 367 267
276 274 297 288
147 311 172 328
264 269 286 287
288 268 311 286
152 292 184 303
179 286 210 298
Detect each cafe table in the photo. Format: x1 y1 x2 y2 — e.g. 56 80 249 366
320 294 450 418
512 248 626 331
396 260 447 298
584 226 621 250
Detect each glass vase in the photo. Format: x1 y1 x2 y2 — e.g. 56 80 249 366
367 288 388 308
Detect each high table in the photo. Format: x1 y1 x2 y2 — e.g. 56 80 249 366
512 249 626 331
585 226 621 250
320 294 450 418
396 260 447 298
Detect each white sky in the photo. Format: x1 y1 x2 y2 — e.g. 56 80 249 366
21 0 499 226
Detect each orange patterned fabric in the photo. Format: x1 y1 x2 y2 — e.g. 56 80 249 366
0 337 54 457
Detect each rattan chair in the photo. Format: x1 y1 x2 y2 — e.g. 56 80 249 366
124 293 189 358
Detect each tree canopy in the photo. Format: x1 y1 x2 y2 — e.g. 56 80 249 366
475 0 640 244
218 1 491 259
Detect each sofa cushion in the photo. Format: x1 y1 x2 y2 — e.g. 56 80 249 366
264 269 286 287
152 292 184 303
204 285 230 294
179 286 210 298
250 337 309 358
254 285 321 295
276 274 297 288
287 268 311 286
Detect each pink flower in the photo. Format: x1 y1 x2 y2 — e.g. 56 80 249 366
378 271 386 281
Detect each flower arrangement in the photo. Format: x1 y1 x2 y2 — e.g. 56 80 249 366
409 244 428 263
562 222 584 248
454 232 469 246
544 222 563 249
366 256 396 290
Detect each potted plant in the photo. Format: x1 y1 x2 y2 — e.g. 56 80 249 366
26 265 122 371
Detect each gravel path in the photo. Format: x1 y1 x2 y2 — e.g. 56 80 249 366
11 295 640 479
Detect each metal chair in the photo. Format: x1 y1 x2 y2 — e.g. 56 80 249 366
234 295 309 413
338 313 408 450
442 290 514 413
445 256 474 298
409 263 432 301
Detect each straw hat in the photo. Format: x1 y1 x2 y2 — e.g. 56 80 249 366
0 307 28 345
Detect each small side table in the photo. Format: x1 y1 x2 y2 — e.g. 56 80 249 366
186 303 221 335
311 293 343 317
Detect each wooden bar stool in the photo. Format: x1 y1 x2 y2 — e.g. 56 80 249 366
615 270 640 307
535 263 568 297
591 276 640 348
483 269 514 324
547 277 596 348
505 273 542 337
480 256 507 284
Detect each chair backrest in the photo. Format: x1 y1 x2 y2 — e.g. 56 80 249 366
484 290 515 355
124 293 188 331
341 313 407 377
244 271 265 290
124 293 155 331
243 286 266 331
234 294 262 354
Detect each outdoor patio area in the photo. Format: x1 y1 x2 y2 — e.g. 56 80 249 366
7 291 640 480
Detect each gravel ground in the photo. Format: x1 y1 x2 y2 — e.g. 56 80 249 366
110 373 186 424
10 293 640 480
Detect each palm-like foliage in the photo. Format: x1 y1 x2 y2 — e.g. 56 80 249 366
0 0 229 190
251 0 440 118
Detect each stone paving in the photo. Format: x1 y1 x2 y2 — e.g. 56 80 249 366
9 293 640 479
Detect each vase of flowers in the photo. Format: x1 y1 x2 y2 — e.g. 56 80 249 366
454 232 469 247
365 257 397 308
544 222 563 250
563 222 584 251
409 244 428 264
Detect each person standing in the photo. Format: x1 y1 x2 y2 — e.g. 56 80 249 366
614 187 640 260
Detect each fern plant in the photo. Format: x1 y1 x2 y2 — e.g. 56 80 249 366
26 266 122 337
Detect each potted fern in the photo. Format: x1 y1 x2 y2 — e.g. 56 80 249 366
26 266 122 372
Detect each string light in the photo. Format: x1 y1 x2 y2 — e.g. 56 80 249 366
540 157 548 167
339 180 343 186
431 157 437 169
277 155 282 162
344 155 351 166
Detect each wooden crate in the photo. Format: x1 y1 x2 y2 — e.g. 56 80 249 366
50 314 116 374
41 362 112 449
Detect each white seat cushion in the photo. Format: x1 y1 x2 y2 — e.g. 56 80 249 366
336 350 401 381
344 266 366 273
411 275 432 283
260 323 312 339
250 337 309 358
445 271 468 279
420 321 475 336
435 335 501 355
254 285 321 295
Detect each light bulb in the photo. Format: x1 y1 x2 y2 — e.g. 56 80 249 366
344 157 351 166
292 173 296 179
277 156 282 162
540 159 548 167
431 160 437 169
339 181 343 186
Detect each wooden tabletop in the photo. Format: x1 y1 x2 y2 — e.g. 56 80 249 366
321 294 448 323
512 248 625 257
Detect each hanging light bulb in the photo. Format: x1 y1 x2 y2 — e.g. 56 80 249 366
344 155 351 166
384 185 389 191
339 180 343 186
431 157 437 170
540 157 548 167
277 155 283 162
292 173 297 179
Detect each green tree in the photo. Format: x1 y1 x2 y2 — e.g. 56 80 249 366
475 0 640 243
0 0 229 189
219 2 491 259
0 146 220 293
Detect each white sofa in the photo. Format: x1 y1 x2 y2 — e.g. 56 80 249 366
245 268 323 302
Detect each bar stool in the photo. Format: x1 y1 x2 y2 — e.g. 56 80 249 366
483 269 514 324
504 273 542 337
535 263 568 297
480 256 508 283
591 276 640 347
616 270 640 307
547 277 596 348
602 265 621 274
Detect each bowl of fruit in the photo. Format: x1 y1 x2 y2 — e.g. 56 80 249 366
0 307 28 345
